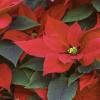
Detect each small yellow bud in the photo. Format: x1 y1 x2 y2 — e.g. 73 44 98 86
67 46 78 55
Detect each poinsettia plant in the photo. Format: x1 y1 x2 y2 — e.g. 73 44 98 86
0 0 100 100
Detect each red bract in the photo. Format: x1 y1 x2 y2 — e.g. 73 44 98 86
0 14 12 29
14 86 33 100
0 0 22 29
46 0 71 20
74 79 100 100
34 88 48 100
79 71 98 90
3 30 30 41
18 3 39 36
15 16 100 75
18 3 37 21
0 64 12 91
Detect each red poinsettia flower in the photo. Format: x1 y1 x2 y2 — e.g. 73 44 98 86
0 0 22 29
15 16 100 75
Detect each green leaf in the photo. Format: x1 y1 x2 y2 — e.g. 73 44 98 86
79 12 97 30
25 0 47 9
68 73 82 86
13 68 50 88
25 72 49 89
10 16 40 30
0 41 22 66
63 5 94 22
78 66 94 74
12 68 33 86
92 0 100 12
48 77 78 100
78 61 100 74
20 57 44 71
91 61 100 69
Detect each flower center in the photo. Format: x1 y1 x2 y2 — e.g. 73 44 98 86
67 46 78 55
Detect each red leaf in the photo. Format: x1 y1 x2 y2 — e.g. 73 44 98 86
15 38 52 57
3 30 30 41
14 86 33 100
0 64 12 90
81 38 100 65
47 0 70 20
0 14 12 29
0 0 22 14
18 3 37 21
33 6 45 21
67 23 83 47
44 53 73 75
79 71 98 91
34 88 48 100
44 15 68 52
74 79 100 100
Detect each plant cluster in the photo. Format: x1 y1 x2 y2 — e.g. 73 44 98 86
0 0 100 100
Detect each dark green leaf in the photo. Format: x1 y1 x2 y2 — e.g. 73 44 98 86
10 16 40 30
12 69 33 86
78 66 94 74
68 73 82 86
25 72 49 89
63 5 94 22
78 61 100 73
25 0 47 9
48 77 78 100
92 0 100 12
20 57 44 71
0 41 22 66
79 12 97 30
92 61 100 69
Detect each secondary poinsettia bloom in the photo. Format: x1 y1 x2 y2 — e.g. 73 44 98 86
0 0 22 29
15 16 100 75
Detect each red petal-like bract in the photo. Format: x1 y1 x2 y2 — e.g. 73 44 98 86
15 38 52 57
47 0 70 20
82 38 100 65
14 86 33 100
34 88 48 100
0 64 12 90
18 3 37 21
79 71 98 91
0 0 22 14
0 0 22 29
0 14 12 29
3 30 30 41
44 53 73 75
44 15 68 52
74 79 100 100
67 22 83 47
